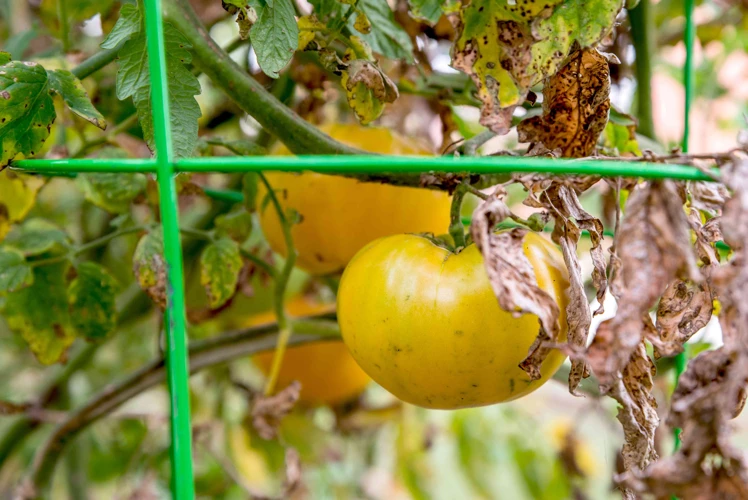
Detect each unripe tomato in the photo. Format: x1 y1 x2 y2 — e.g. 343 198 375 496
337 231 570 409
257 123 452 274
247 296 371 406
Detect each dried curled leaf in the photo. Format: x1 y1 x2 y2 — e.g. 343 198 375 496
518 48 612 158
652 279 713 358
470 191 561 380
252 381 301 440
588 181 697 385
450 0 622 134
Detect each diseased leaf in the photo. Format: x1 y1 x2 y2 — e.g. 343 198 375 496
341 58 399 124
0 60 55 167
588 181 697 385
200 237 243 309
101 3 141 49
690 181 728 216
48 70 107 129
352 0 414 61
470 189 562 380
653 279 713 358
450 0 622 134
133 231 166 309
408 0 444 25
252 381 301 440
68 262 120 341
0 170 39 242
0 247 32 293
250 0 299 78
518 48 611 157
3 260 74 364
78 173 147 214
116 26 202 159
223 0 258 40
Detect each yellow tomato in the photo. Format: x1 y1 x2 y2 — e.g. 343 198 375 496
337 231 570 409
246 296 371 406
257 123 452 274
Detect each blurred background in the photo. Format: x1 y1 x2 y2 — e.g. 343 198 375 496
1 0 747 498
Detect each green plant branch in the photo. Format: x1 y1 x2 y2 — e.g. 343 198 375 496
628 0 656 139
20 318 339 496
239 247 277 279
257 173 297 396
164 0 362 156
29 226 147 268
71 43 124 81
449 183 469 249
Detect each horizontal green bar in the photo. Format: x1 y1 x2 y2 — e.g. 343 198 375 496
12 158 157 173
12 155 717 181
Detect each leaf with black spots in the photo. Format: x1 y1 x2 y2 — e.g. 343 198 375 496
133 231 166 309
68 262 120 341
200 237 243 309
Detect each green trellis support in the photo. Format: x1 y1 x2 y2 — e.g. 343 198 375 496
9 0 700 497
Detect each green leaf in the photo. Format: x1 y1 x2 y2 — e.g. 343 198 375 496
48 69 107 129
78 173 147 213
352 0 413 61
0 169 39 242
68 262 120 341
208 138 266 156
408 0 443 25
602 120 641 156
0 52 11 65
116 26 202 158
132 231 166 309
101 3 141 49
243 173 259 212
0 247 33 293
250 0 299 78
308 0 345 19
215 208 254 242
451 0 622 134
0 60 56 167
3 260 74 364
200 237 243 309
6 219 69 257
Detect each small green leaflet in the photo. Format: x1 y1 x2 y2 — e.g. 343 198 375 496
68 262 120 341
132 231 166 309
78 173 147 214
200 238 243 309
350 0 413 62
6 219 70 257
215 208 254 242
250 0 299 78
0 247 33 293
0 52 10 65
116 26 202 158
451 0 623 134
3 260 75 364
408 0 444 25
0 61 55 167
48 70 107 129
101 3 140 49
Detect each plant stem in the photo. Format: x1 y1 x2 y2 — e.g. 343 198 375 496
449 184 469 249
257 173 297 396
57 0 71 53
239 247 277 280
71 43 124 80
629 0 656 139
179 227 213 241
164 0 362 156
459 130 496 156
29 226 146 268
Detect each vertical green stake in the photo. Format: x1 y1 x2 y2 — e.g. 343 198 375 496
144 0 195 498
673 0 696 455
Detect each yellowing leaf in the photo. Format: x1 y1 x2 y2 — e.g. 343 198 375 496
450 0 623 134
200 237 243 309
132 231 166 309
0 170 40 242
342 59 399 125
68 262 120 341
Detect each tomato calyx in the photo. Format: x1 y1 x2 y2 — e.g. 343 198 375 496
413 231 466 254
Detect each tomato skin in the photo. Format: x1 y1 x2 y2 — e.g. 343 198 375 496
246 297 371 406
257 124 452 274
337 231 570 409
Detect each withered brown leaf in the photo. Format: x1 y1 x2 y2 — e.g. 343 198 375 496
588 181 698 385
517 48 611 158
469 193 562 380
652 279 713 358
252 381 301 440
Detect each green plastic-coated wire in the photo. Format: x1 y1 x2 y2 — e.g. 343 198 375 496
143 0 194 497
673 0 696 455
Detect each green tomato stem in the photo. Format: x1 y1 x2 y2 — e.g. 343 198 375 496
449 183 469 250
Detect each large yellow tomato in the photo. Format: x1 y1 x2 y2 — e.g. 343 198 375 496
337 231 570 409
257 123 452 274
245 296 371 406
